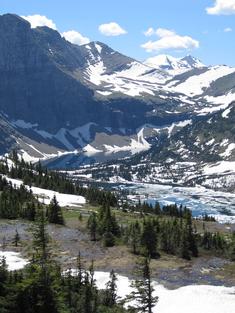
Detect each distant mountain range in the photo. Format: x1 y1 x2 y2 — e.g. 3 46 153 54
0 13 235 190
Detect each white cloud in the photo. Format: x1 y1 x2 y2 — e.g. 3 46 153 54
224 27 232 32
21 14 57 30
206 0 235 15
144 27 175 38
62 30 90 45
22 15 90 46
144 27 155 37
156 28 176 38
141 28 199 52
98 22 127 36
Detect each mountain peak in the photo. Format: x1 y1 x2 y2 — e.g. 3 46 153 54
0 13 28 23
144 54 205 76
83 41 123 57
0 13 31 30
181 55 205 68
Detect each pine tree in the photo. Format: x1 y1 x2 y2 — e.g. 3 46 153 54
185 212 198 257
89 203 120 246
77 271 98 313
25 202 36 221
127 258 158 313
141 219 159 258
47 195 64 225
104 270 118 307
76 252 84 288
98 204 120 237
154 202 161 215
0 257 8 312
180 227 191 260
16 208 65 313
103 231 115 247
87 213 98 241
2 236 7 251
78 212 83 221
129 221 141 254
32 207 50 263
230 232 235 261
13 229 20 247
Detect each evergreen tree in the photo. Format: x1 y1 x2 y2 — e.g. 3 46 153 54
77 272 98 313
103 231 115 247
154 202 161 215
0 257 9 311
87 213 98 241
2 236 7 251
16 208 65 313
98 204 120 237
13 229 20 247
185 212 198 257
230 232 235 261
141 219 159 258
47 195 64 225
129 221 141 254
76 252 84 288
78 212 83 221
180 228 191 260
127 258 158 313
32 207 50 263
104 270 118 307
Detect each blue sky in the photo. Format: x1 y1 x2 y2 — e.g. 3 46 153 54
1 0 235 66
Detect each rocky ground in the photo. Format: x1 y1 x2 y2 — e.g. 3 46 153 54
0 211 235 289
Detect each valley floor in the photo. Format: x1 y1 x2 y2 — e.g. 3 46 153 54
1 209 235 289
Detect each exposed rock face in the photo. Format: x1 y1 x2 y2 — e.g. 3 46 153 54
0 14 94 130
0 14 189 155
0 13 235 170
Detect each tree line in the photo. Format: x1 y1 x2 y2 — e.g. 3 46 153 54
87 203 235 261
1 152 117 208
0 175 64 225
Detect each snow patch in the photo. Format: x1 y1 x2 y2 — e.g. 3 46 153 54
204 161 235 175
221 143 235 158
222 106 232 118
96 90 112 96
82 144 102 154
0 251 28 271
95 43 102 54
171 66 235 97
86 61 106 85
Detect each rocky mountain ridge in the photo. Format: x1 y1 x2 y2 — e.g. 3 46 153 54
0 13 235 186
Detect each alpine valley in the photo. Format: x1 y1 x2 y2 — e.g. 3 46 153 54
1 13 235 192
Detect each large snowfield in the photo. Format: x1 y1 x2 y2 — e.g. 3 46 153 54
94 271 235 313
1 253 235 312
4 177 86 207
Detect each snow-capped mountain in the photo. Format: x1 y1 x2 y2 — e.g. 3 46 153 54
0 13 235 188
80 41 170 97
144 54 205 76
